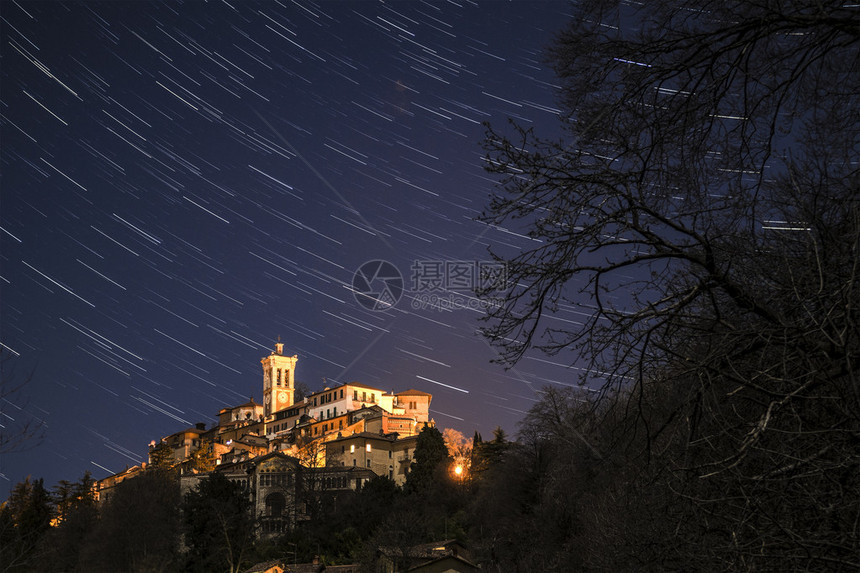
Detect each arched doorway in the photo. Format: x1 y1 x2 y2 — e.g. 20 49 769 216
265 492 285 518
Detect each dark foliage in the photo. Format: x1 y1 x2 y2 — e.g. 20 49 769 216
0 477 52 572
181 472 256 573
79 468 181 573
403 425 451 495
33 472 99 572
478 1 859 569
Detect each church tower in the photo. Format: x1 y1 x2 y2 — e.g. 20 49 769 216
261 340 297 417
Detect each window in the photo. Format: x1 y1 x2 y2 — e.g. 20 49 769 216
353 459 356 467
389 450 392 458
342 445 345 453
370 393 375 403
266 493 285 518
340 389 343 399
350 444 355 453
354 390 358 400
277 369 281 384
362 391 367 401
333 407 337 417
366 443 372 453
389 466 394 479
366 459 371 468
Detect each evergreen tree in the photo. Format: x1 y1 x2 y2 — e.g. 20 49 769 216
470 426 508 484
0 477 53 572
52 480 73 524
403 425 450 495
190 437 217 473
70 471 96 509
78 469 181 573
148 441 175 469
37 472 100 572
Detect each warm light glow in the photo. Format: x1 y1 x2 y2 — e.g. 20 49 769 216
454 464 463 476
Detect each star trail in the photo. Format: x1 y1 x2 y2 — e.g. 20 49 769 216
0 1 572 491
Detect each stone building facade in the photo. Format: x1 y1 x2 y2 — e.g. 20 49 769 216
101 342 434 530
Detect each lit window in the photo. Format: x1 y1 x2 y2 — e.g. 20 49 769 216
366 443 371 453
350 444 355 453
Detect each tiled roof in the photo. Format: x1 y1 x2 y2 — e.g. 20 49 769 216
396 389 432 396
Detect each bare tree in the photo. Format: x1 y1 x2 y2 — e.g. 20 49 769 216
0 350 44 454
480 1 859 569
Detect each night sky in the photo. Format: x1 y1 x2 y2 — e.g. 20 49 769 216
0 0 574 493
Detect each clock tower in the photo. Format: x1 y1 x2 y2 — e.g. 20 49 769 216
261 340 297 417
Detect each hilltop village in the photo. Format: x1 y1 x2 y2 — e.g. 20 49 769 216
97 341 435 534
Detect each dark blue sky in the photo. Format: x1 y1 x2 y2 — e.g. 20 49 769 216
1 0 577 493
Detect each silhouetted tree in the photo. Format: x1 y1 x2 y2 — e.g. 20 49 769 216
403 425 450 495
51 480 73 525
0 477 52 572
480 1 859 569
0 351 44 454
78 468 180 573
182 472 255 573
37 472 99 572
148 441 175 469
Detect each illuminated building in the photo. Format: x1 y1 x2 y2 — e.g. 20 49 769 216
100 341 434 531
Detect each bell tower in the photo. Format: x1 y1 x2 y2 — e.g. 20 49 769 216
261 339 297 417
